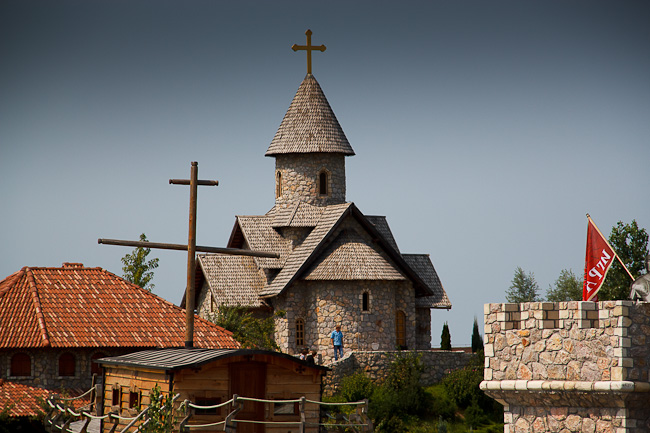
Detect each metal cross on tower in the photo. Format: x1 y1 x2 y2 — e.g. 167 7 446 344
99 161 278 348
292 29 326 75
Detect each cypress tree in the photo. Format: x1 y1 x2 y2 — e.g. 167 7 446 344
441 322 451 350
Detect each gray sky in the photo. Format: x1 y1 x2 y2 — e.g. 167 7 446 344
2 1 649 346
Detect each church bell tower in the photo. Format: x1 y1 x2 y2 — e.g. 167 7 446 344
265 30 355 209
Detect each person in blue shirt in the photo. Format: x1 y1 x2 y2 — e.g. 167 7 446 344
331 325 343 361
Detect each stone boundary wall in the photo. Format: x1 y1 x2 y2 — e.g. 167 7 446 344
322 349 473 395
481 301 650 433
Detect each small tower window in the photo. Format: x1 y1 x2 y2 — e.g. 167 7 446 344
276 171 282 198
362 292 370 312
318 170 329 196
296 318 305 347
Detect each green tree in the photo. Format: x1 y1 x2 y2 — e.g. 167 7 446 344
505 267 540 303
471 317 483 353
121 233 159 291
142 384 174 433
546 269 582 302
210 305 284 351
440 322 451 350
599 220 648 300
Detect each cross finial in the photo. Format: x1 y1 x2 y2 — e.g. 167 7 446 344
291 29 326 75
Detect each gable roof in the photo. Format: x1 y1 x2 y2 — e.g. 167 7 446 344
304 229 406 281
0 263 239 349
197 254 266 307
266 74 354 156
260 203 353 297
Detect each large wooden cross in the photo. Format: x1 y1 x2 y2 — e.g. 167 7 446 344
292 29 326 75
99 161 278 348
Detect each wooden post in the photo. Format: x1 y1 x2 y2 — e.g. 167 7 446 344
185 161 198 348
299 396 306 433
225 394 242 433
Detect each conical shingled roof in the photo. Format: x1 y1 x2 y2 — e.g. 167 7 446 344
266 74 355 156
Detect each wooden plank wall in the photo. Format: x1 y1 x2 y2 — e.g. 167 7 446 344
102 355 325 433
102 367 169 433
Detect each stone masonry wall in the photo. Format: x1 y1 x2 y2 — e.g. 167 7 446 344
2 348 131 391
322 350 473 395
274 153 346 208
481 301 650 433
274 279 417 361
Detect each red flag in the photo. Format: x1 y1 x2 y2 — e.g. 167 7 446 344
583 216 616 301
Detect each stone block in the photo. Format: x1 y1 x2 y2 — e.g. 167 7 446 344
484 303 492 315
618 337 631 348
502 303 519 312
613 327 627 337
580 301 597 310
559 309 570 319
611 367 627 381
546 310 560 320
485 343 494 357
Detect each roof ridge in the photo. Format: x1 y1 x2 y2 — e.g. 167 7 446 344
25 267 50 347
260 202 353 297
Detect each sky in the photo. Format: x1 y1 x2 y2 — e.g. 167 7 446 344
2 1 649 346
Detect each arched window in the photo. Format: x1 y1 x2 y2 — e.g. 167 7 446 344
362 292 370 312
295 318 305 347
276 171 282 198
318 170 328 196
10 353 31 377
91 352 107 376
396 310 406 349
58 352 76 377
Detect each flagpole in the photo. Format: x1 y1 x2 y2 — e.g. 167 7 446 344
586 214 635 281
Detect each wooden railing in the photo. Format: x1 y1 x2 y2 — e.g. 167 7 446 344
46 389 372 432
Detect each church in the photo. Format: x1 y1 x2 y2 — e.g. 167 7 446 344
189 31 451 361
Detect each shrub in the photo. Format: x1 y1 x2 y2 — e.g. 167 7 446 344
369 353 432 423
442 363 483 409
424 384 457 421
338 371 375 402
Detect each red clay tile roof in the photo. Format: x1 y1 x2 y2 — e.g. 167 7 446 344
0 264 239 349
0 379 51 417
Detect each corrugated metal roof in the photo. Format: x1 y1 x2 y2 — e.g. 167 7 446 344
97 348 329 371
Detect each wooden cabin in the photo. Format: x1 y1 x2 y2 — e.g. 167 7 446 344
97 348 329 433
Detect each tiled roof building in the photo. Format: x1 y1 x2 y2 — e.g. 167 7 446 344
191 73 451 360
0 263 239 393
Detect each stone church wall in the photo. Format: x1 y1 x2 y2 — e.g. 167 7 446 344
275 280 417 361
481 301 650 432
274 153 346 208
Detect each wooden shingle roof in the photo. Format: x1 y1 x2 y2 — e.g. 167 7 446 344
403 254 452 309
270 202 325 228
304 229 405 281
266 74 354 156
0 264 239 349
197 254 266 307
260 203 352 297
236 215 292 269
